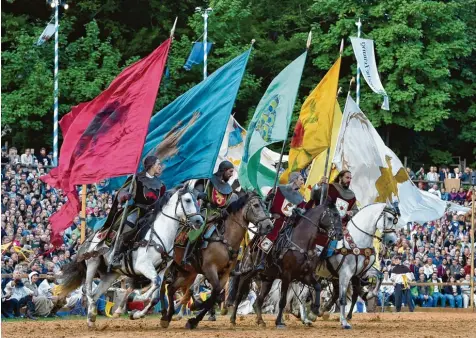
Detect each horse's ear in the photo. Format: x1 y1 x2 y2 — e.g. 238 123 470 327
182 181 190 191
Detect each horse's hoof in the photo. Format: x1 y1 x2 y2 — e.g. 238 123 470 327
230 320 236 327
346 315 353 321
186 318 198 330
303 320 313 327
308 312 317 322
276 323 287 329
208 315 216 321
322 312 330 321
160 320 170 329
220 308 228 316
284 313 290 320
112 312 121 319
342 323 352 330
129 310 139 320
256 320 266 327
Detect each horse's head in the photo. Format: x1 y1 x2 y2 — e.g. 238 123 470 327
377 205 399 246
176 183 204 230
228 191 273 236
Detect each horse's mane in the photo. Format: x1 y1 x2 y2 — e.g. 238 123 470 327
226 191 259 215
150 184 184 220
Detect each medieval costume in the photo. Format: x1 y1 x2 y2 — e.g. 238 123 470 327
255 172 306 271
107 156 165 267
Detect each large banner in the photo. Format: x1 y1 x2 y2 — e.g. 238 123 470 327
350 37 389 110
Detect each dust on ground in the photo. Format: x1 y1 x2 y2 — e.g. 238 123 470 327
2 312 475 338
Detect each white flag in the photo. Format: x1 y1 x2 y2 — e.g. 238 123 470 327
36 23 56 46
214 116 287 188
333 95 446 224
350 37 389 110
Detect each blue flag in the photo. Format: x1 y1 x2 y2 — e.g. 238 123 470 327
142 49 251 188
184 42 214 70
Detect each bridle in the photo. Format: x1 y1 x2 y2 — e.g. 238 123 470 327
347 206 399 243
161 189 202 229
230 195 271 235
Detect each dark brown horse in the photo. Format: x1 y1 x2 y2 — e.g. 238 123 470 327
229 204 343 328
159 191 273 330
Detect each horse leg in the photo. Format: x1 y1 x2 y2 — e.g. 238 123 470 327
322 280 339 313
93 271 121 316
299 286 313 326
159 282 168 318
347 277 360 321
113 286 133 318
229 275 249 326
85 258 100 329
185 266 222 330
275 277 290 328
338 273 352 329
253 279 272 327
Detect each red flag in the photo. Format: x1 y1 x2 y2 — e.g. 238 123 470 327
42 38 171 245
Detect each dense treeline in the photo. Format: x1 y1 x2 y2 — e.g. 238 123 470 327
2 0 475 167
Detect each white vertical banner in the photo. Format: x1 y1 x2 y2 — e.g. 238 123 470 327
350 37 389 110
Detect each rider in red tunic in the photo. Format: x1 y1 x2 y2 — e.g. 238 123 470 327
255 172 306 271
311 170 358 227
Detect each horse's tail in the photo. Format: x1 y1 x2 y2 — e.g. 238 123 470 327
59 257 87 297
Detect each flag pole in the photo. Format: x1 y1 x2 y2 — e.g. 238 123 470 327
268 31 312 211
470 186 475 311
107 19 177 273
319 40 344 205
53 1 60 166
196 7 213 80
355 18 362 107
80 184 87 243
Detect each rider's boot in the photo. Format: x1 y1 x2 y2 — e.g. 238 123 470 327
182 240 192 266
111 230 135 269
254 249 267 272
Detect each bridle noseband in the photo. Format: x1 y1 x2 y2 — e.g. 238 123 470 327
161 190 202 229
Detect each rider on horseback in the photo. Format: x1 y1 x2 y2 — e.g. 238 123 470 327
311 170 358 227
254 171 306 272
109 155 166 268
182 160 236 265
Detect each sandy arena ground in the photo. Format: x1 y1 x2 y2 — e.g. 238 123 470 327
2 312 475 338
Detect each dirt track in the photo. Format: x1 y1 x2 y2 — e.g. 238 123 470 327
2 312 475 338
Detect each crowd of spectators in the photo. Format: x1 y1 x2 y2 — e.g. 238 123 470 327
1 148 475 318
406 165 475 206
1 146 114 319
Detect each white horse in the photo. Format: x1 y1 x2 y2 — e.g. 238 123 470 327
315 203 398 329
59 185 204 329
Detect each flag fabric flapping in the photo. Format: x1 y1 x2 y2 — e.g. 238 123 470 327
41 38 172 245
184 42 214 70
239 52 307 194
303 101 342 200
36 22 55 46
281 57 341 183
333 95 446 224
142 49 252 188
350 37 389 110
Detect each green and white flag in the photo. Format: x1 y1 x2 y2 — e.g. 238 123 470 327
239 51 307 194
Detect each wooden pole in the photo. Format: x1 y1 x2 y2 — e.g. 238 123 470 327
470 186 475 311
80 184 87 244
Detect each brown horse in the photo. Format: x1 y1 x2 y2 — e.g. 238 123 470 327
229 204 343 328
159 191 273 330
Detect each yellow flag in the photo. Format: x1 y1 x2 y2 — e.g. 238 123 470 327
303 102 342 200
281 57 342 184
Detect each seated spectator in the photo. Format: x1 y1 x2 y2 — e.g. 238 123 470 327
456 187 467 204
460 274 472 308
428 184 441 198
3 270 37 319
449 188 458 201
415 273 433 307
442 276 463 308
429 272 443 307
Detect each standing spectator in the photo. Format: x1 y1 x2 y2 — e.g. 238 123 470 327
36 147 49 166
8 147 20 164
428 184 441 199
426 167 439 182
20 149 33 166
439 167 448 182
378 270 394 306
406 167 416 180
390 256 415 312
415 167 425 180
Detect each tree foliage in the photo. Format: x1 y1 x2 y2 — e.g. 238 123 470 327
1 0 474 166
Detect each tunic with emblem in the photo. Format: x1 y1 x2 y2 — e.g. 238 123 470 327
266 186 306 241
